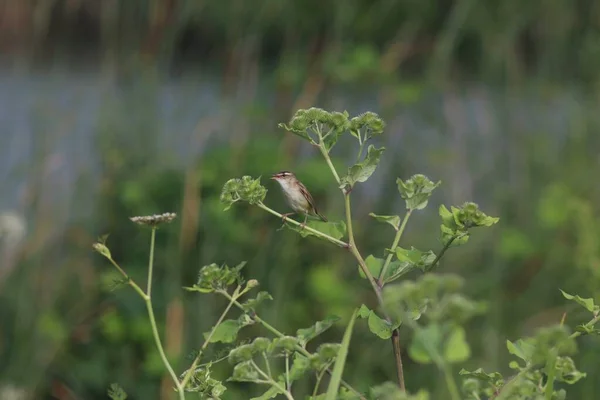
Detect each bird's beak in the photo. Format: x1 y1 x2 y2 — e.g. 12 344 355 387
270 174 277 180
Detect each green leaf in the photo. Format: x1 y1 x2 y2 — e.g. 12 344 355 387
289 354 311 381
107 383 128 400
560 289 599 313
340 145 385 188
554 356 587 384
368 311 393 339
383 261 415 284
242 291 273 311
204 320 242 344
349 112 386 141
220 176 268 210
370 383 430 400
357 304 371 318
297 316 340 346
443 326 471 363
290 220 347 240
395 247 436 272
369 213 401 230
459 368 504 387
229 361 260 382
325 309 358 400
360 255 384 279
438 203 498 247
506 339 534 362
575 324 600 335
250 386 284 400
397 174 441 210
409 324 441 364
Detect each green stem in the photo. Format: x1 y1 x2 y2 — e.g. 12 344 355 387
344 194 406 390
145 298 185 400
425 234 464 273
180 287 240 390
312 366 329 399
378 209 413 286
442 364 461 400
345 195 382 301
251 360 294 400
217 290 366 400
147 227 156 297
318 144 341 184
256 202 348 248
285 352 291 393
263 352 272 379
106 257 147 299
544 350 557 400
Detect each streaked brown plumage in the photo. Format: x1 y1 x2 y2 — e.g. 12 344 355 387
270 171 327 225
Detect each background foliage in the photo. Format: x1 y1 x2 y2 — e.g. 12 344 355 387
1 0 600 399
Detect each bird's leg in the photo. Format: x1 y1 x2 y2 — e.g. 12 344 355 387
281 213 294 223
277 213 294 231
299 214 308 230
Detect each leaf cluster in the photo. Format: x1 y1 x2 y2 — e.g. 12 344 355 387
220 176 267 210
439 202 499 247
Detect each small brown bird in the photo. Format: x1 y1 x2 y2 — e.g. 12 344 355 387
270 171 327 227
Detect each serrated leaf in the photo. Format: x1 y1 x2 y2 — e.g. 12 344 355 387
297 316 340 346
575 324 600 335
242 291 273 311
369 213 401 230
506 339 534 362
397 174 441 210
560 290 598 313
204 320 241 344
289 354 311 381
459 368 504 386
340 145 385 188
229 361 259 382
250 386 284 400
107 383 127 400
444 326 470 363
395 247 436 272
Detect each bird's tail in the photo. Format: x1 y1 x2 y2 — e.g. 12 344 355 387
317 212 328 222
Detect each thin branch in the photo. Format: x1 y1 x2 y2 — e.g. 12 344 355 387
180 286 240 389
378 209 413 286
256 202 348 248
217 290 367 399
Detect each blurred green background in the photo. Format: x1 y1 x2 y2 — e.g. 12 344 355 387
1 0 600 399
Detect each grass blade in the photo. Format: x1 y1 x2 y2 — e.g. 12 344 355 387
325 309 359 400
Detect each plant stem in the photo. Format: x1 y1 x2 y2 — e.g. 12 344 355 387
217 290 367 400
424 233 465 273
378 209 413 286
344 195 382 300
318 144 341 184
544 350 557 400
343 194 406 390
251 360 294 400
145 298 185 400
147 227 156 297
143 227 184 399
312 366 329 399
256 202 348 248
180 287 240 389
106 257 147 299
285 352 291 393
442 364 461 400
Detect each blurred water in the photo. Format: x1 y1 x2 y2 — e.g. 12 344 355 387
0 69 589 231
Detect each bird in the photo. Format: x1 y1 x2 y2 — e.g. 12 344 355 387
270 171 327 228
